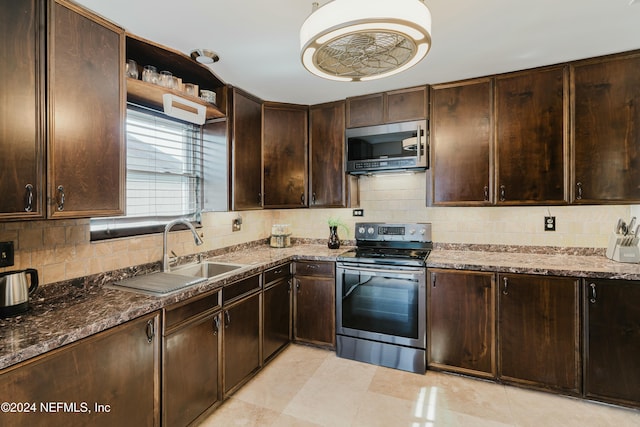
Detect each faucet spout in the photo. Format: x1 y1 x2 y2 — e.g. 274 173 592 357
163 219 204 272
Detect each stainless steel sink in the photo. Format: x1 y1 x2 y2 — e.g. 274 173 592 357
172 262 244 279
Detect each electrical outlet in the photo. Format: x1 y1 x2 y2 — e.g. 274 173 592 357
353 209 364 217
232 216 242 232
0 241 15 267
545 216 556 231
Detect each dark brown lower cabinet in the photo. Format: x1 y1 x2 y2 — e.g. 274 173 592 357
584 279 640 408
263 264 292 363
427 269 495 378
163 292 221 427
0 312 160 427
223 289 261 396
498 274 580 394
293 261 335 348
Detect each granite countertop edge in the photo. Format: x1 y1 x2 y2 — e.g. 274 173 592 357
3 243 640 370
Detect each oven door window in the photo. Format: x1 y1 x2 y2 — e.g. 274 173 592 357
341 269 420 340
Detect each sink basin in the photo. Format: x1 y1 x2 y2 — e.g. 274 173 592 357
172 262 244 279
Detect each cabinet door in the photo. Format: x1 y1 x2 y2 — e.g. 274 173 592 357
498 274 580 394
48 0 125 218
164 312 220 427
572 52 640 203
428 269 495 378
346 93 384 128
431 79 493 205
294 275 335 347
231 89 263 210
0 312 160 427
309 101 347 207
263 278 292 362
223 292 261 395
584 279 640 407
385 86 428 123
263 102 308 207
0 0 44 219
495 67 568 204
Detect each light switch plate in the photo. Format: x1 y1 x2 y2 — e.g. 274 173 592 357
0 241 15 267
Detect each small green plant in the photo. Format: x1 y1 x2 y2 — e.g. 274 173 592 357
327 217 349 236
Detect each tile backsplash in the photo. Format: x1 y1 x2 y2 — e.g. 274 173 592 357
1 173 635 286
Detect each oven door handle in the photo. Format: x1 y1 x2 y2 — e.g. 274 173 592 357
338 265 425 276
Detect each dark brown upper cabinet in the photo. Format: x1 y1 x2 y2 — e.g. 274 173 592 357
430 78 493 206
572 52 640 203
262 102 308 208
495 66 568 204
230 88 263 210
346 86 427 128
48 0 125 218
309 101 349 207
0 0 45 220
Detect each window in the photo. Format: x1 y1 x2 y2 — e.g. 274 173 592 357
90 105 226 240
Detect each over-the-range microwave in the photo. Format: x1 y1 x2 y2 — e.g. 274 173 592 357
345 119 428 175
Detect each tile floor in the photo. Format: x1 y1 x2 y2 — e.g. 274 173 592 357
199 344 640 427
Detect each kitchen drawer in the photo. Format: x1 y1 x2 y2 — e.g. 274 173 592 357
223 274 261 305
264 263 291 285
294 261 335 278
164 290 221 330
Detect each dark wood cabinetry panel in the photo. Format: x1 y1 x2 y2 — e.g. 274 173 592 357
48 0 125 218
163 294 221 427
0 0 45 219
263 102 308 208
431 79 493 205
0 312 160 426
584 279 640 407
385 86 428 123
346 93 384 127
263 266 292 363
309 101 348 207
293 261 335 348
572 52 640 203
427 269 495 378
495 66 568 204
498 274 580 394
223 290 261 395
231 88 263 210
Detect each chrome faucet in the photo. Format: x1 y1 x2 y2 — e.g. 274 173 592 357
163 219 204 272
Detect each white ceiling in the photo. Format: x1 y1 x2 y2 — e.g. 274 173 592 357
76 0 640 105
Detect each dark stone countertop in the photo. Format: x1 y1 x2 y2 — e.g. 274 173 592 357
2 242 639 371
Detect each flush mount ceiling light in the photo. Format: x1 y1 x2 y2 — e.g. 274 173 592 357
190 49 220 64
300 0 432 82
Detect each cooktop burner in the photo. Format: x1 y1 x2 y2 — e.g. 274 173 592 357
337 222 433 267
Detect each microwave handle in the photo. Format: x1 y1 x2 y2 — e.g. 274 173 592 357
417 124 422 164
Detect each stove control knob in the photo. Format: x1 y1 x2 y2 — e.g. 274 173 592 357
367 227 375 235
409 229 416 235
420 228 426 235
358 226 366 235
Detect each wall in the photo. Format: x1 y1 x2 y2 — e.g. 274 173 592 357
1 173 634 286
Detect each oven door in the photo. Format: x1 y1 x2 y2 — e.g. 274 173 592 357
336 263 426 349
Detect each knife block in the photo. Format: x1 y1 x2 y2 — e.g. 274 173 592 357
606 233 640 263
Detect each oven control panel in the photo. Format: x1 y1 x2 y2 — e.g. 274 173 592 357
355 222 432 242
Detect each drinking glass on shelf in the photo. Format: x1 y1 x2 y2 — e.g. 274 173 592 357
125 59 138 79
159 70 173 88
184 83 196 96
142 65 158 84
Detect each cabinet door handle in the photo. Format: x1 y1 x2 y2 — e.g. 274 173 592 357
576 182 583 200
258 192 262 204
296 280 300 292
499 185 506 202
224 311 231 328
483 185 489 202
145 319 155 343
432 273 437 288
502 277 509 295
56 185 65 211
589 283 597 303
288 279 292 291
25 184 34 212
312 192 316 204
300 193 305 205
213 316 220 335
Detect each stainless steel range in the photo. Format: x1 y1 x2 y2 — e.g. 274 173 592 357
336 222 432 374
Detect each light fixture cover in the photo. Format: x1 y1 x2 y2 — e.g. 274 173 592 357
300 0 432 81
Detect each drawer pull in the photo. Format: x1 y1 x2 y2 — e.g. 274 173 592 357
502 277 509 295
589 283 597 303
